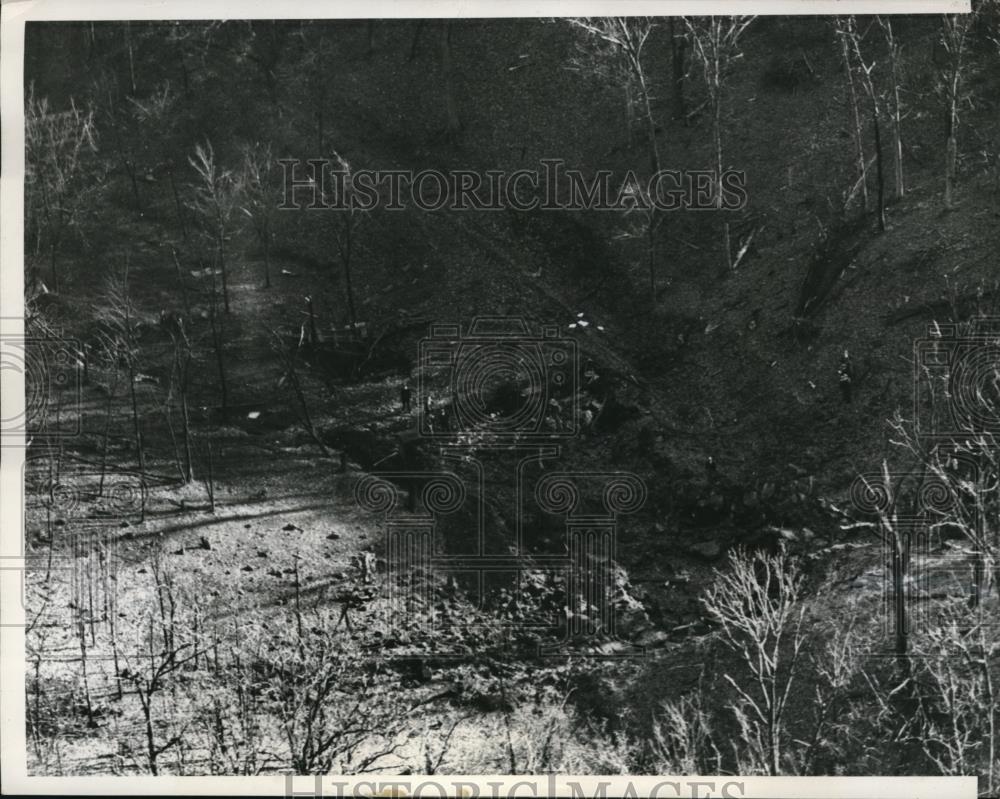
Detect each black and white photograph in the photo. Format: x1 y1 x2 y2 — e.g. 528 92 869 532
1 0 998 795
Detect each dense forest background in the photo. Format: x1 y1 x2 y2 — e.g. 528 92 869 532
20 12 1000 790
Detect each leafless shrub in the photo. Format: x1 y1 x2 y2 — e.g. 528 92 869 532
915 607 999 795
647 690 722 774
701 546 807 775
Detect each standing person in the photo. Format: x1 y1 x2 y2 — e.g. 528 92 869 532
400 381 412 413
838 349 854 404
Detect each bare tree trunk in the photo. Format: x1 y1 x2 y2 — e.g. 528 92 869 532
883 21 905 198
209 293 228 414
168 162 188 241
217 226 230 313
945 98 959 210
76 599 94 727
714 94 732 269
203 440 216 512
647 219 656 299
669 18 687 120
179 367 194 483
110 593 123 700
305 296 319 345
942 15 969 211
624 85 635 147
122 274 147 521
631 52 660 175
983 626 997 797
341 218 358 330
262 221 271 289
127 363 146 523
125 21 137 96
162 386 185 483
98 369 119 496
871 97 887 232
892 530 908 660
173 335 194 483
279 336 331 457
769 704 780 776
49 242 59 294
840 28 868 212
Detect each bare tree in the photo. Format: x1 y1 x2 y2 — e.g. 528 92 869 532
878 17 906 200
128 82 189 237
701 546 806 776
855 458 921 665
92 69 145 217
835 16 870 214
940 12 977 210
24 86 98 292
207 266 230 414
668 19 689 120
123 614 197 774
188 141 238 313
916 608 999 795
684 15 756 268
236 141 276 289
885 390 999 612
566 18 663 295
834 18 891 231
567 18 661 173
100 261 147 521
648 690 722 774
160 309 195 483
271 327 331 457
258 616 405 773
323 153 365 331
846 23 887 232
